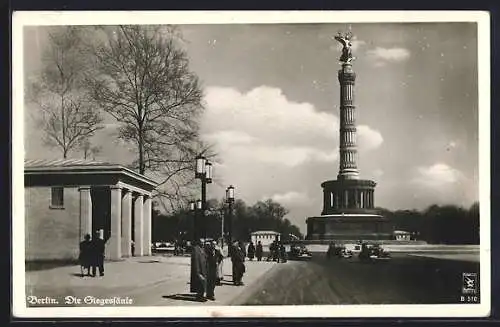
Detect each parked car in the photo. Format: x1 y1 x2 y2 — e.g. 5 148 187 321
344 243 362 254
288 244 312 260
358 243 391 262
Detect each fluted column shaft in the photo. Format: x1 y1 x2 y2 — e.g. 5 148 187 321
338 63 359 180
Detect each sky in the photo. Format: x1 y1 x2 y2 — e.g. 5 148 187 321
23 22 479 233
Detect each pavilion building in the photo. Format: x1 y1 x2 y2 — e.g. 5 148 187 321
24 159 158 262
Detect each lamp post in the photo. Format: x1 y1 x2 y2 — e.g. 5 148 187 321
226 185 235 244
189 200 196 293
195 155 212 241
220 207 225 248
189 200 196 242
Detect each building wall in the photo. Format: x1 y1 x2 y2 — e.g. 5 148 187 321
25 186 80 261
395 234 411 241
251 233 280 248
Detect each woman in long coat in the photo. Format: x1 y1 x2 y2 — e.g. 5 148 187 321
247 241 255 261
213 241 224 285
190 239 207 300
255 241 263 261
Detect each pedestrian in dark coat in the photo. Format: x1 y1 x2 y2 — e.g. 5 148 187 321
79 234 92 276
279 243 287 263
256 241 263 261
190 239 207 300
90 232 105 277
230 241 245 285
247 242 255 261
269 240 278 261
204 242 217 301
239 241 247 259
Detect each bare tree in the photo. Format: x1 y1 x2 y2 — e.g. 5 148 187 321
81 139 102 160
27 26 103 159
87 25 209 207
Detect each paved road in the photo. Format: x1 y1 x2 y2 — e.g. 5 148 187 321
238 253 480 305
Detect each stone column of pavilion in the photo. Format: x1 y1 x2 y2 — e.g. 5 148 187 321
337 62 359 181
104 187 153 260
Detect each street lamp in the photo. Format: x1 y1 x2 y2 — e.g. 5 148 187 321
190 156 213 294
195 155 206 179
194 156 213 241
226 185 235 244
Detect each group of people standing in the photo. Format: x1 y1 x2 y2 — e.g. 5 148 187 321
190 239 271 302
78 232 106 277
245 240 264 261
267 240 287 263
190 239 225 301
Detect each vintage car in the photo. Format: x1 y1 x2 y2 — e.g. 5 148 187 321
358 244 391 262
288 244 313 260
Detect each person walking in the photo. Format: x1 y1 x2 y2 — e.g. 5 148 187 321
90 231 105 277
268 240 277 262
247 241 255 261
238 241 247 259
230 241 245 286
204 242 218 301
256 241 263 261
279 243 287 263
236 241 246 285
229 241 238 285
213 241 224 285
79 234 92 277
190 239 207 301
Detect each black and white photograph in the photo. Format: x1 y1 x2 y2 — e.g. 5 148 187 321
12 11 490 318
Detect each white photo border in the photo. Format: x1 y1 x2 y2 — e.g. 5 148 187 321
12 10 491 318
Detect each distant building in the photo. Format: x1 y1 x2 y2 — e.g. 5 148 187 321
24 159 158 262
250 230 280 247
393 230 412 241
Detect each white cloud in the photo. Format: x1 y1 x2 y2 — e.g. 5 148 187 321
270 191 310 206
367 47 410 66
203 86 337 149
358 125 384 151
351 39 366 51
103 123 120 129
203 130 256 146
200 86 384 218
372 169 384 178
446 140 459 151
202 86 383 165
411 163 464 188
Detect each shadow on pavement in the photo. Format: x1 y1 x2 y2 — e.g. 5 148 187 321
26 260 77 271
70 273 86 277
163 293 208 302
137 260 161 263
